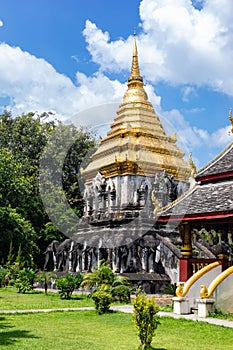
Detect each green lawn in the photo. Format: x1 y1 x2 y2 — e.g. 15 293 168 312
0 287 232 350
0 287 94 310
0 310 233 350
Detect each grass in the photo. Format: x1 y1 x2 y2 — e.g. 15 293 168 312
0 310 233 350
0 287 232 349
210 309 233 321
159 305 173 312
0 287 94 310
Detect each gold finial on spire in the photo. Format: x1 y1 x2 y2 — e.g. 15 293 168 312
128 31 142 82
133 30 137 56
229 108 233 133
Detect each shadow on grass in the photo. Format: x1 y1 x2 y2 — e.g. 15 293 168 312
136 347 167 350
32 290 89 301
0 316 12 329
68 295 86 300
0 329 39 346
56 294 91 301
144 348 167 350
0 316 39 345
31 290 44 294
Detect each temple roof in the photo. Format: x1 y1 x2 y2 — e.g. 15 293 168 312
83 34 191 183
158 179 233 221
158 140 233 222
196 141 233 181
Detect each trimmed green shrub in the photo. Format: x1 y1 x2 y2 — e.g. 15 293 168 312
162 283 177 296
110 284 131 303
92 289 112 314
14 268 35 293
82 262 132 308
133 294 160 349
56 273 83 299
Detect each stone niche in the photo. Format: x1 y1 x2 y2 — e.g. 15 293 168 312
82 171 188 224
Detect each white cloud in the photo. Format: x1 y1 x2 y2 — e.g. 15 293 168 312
209 125 233 146
181 86 197 102
1 40 228 168
160 108 233 168
163 108 233 152
0 41 162 127
1 0 231 118
83 0 233 96
0 43 129 121
0 0 232 170
0 20 3 27
163 109 203 150
83 20 132 73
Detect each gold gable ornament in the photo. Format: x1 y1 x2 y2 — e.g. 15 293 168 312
229 108 233 134
151 189 160 218
189 152 197 179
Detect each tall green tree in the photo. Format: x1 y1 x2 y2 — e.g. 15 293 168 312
39 121 97 237
0 111 97 267
0 147 31 209
0 206 37 265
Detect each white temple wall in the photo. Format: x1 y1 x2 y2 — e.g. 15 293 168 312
215 273 233 313
186 265 222 310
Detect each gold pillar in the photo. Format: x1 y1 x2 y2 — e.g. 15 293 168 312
179 222 193 258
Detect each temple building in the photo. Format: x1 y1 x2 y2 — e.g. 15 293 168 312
157 140 233 282
67 34 192 292
45 35 198 293
45 35 233 294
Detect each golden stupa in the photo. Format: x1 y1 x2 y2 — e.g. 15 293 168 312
83 34 191 183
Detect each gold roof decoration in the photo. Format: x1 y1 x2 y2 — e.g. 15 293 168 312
151 189 160 217
83 34 191 183
229 107 233 134
189 152 197 179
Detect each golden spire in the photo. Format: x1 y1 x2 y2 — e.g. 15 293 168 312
122 32 148 103
83 31 191 184
229 107 233 133
128 31 143 83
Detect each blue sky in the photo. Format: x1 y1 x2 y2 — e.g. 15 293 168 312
0 0 233 169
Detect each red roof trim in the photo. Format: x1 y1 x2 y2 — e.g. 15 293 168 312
196 171 233 183
158 211 233 223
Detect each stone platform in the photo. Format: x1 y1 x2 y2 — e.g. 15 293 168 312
122 272 171 294
130 293 173 306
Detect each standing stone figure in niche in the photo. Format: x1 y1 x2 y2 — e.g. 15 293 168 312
161 171 178 203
